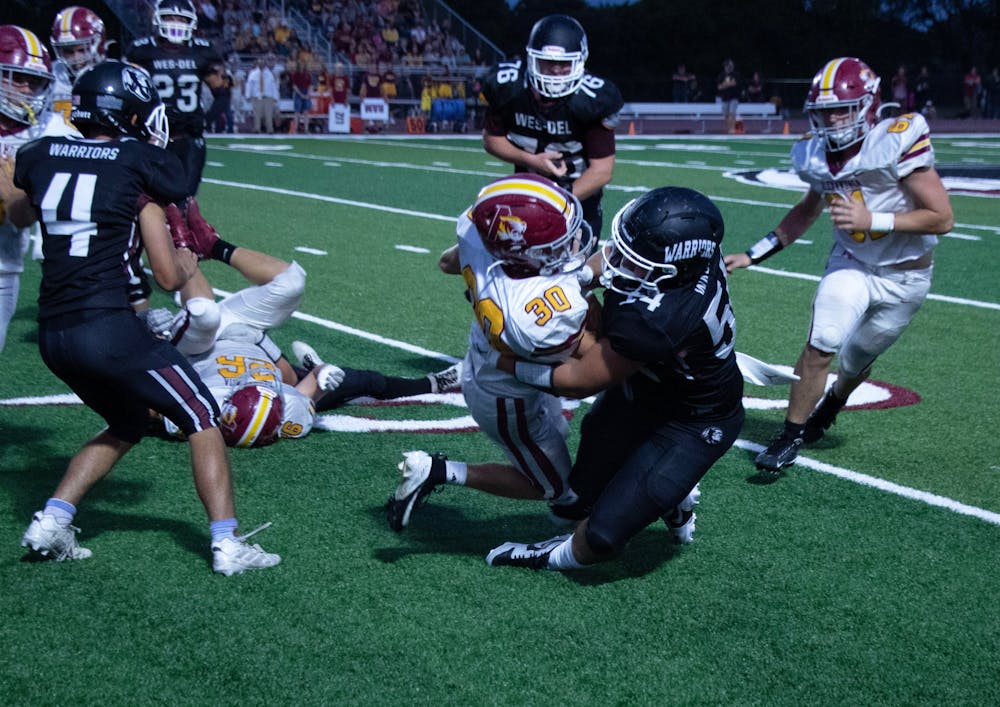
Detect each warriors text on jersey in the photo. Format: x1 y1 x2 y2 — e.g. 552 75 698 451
602 256 744 420
457 216 589 395
1 112 78 276
124 36 223 137
481 60 623 189
793 112 938 266
14 135 187 318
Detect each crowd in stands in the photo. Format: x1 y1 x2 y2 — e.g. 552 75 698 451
180 0 492 133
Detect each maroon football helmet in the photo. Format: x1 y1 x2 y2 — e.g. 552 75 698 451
219 385 284 448
0 25 54 125
469 173 592 277
804 57 881 151
50 6 107 79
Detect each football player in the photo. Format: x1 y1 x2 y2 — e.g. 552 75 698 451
480 14 623 239
124 0 224 198
49 6 108 119
385 174 601 534
0 25 78 352
485 187 745 571
149 201 340 447
13 61 279 575
724 57 954 473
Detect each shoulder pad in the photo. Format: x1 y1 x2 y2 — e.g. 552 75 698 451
568 75 624 124
481 62 525 108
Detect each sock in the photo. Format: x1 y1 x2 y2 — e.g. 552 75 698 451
444 461 467 486
210 518 238 543
44 498 76 526
428 454 448 485
783 419 806 439
211 240 238 264
547 535 586 570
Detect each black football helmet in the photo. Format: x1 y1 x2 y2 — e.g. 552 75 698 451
525 14 588 99
71 60 169 146
601 187 725 298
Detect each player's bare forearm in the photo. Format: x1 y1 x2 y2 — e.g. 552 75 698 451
897 167 954 234
572 155 614 202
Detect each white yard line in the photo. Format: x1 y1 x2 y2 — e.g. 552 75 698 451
202 177 1000 312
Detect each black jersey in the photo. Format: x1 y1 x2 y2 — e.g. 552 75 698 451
14 136 187 319
124 36 223 138
601 258 744 419
481 60 623 188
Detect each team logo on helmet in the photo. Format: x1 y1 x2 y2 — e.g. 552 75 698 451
121 65 152 101
492 208 528 247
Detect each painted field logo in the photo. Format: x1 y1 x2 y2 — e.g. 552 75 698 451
726 166 1000 198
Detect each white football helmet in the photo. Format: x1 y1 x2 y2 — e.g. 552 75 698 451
153 0 198 44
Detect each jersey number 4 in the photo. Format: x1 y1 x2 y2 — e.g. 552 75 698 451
40 172 98 256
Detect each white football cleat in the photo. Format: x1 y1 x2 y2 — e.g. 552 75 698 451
385 451 443 531
427 361 463 394
212 523 281 576
291 340 324 372
663 484 701 545
21 511 93 561
486 534 571 570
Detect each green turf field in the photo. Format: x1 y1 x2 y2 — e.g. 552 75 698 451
2 134 999 704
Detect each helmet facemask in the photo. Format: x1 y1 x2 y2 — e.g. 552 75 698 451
807 94 875 151
53 36 102 78
0 65 52 125
154 6 198 43
144 103 170 147
527 49 586 99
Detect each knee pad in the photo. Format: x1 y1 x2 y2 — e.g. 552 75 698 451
809 323 844 354
269 262 306 303
584 519 622 557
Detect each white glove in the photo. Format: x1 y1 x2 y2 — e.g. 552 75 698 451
138 307 176 338
316 364 346 392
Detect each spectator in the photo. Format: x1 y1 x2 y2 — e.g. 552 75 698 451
984 67 1000 119
245 55 279 134
379 61 398 100
963 66 982 118
205 67 235 133
716 58 741 134
913 66 932 115
330 62 351 105
671 63 693 102
359 68 382 99
746 71 765 102
290 59 313 133
891 65 909 110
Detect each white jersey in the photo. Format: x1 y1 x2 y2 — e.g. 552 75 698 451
457 216 589 396
51 62 75 119
792 112 938 267
188 337 315 439
1 112 78 274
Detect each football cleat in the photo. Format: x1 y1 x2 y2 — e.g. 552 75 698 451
755 429 803 472
427 361 463 394
182 196 220 259
315 363 346 392
662 483 701 544
211 522 280 576
485 534 571 570
802 389 846 444
21 512 93 561
291 340 324 373
385 451 445 531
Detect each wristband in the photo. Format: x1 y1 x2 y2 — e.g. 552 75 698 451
746 231 783 265
869 211 895 233
514 361 555 390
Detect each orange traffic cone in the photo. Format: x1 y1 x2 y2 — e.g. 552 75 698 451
783 121 790 135
628 121 635 136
